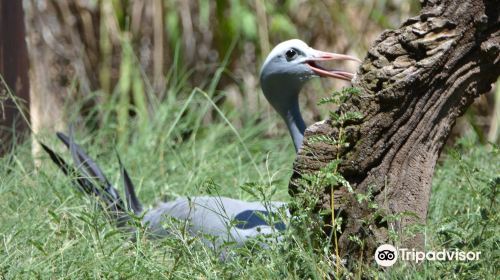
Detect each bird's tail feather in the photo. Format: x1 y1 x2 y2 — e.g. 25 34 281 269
40 143 101 197
41 132 142 228
116 151 143 215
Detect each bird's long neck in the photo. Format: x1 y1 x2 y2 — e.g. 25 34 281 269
283 98 306 152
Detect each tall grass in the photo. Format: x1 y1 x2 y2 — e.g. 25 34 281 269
0 75 497 278
0 71 295 277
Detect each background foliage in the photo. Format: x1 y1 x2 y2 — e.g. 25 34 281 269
26 0 494 144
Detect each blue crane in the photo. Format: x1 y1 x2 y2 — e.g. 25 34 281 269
41 39 359 250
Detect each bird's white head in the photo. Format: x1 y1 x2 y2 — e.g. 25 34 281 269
260 39 361 151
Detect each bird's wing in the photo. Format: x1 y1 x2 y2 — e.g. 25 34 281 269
55 132 125 214
40 132 130 228
116 151 143 215
40 142 102 197
56 132 111 188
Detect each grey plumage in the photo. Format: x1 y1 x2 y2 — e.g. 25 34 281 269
143 196 287 248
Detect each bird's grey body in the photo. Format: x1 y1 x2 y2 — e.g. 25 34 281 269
41 39 358 250
143 196 288 247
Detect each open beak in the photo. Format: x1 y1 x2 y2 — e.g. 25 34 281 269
306 49 361 81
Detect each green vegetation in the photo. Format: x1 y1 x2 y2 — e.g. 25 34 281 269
0 85 497 278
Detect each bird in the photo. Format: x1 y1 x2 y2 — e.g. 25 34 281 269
40 39 359 250
260 39 360 152
41 132 288 251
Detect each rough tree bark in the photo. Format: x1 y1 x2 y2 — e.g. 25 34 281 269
0 0 30 156
290 0 499 261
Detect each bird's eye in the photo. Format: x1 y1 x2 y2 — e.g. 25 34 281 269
285 49 298 60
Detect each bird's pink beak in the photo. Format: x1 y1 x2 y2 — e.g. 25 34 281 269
306 49 361 81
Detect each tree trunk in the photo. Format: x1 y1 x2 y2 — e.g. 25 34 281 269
290 0 499 261
0 0 30 156
23 0 99 159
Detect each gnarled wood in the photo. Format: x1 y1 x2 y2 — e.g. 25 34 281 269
290 0 499 260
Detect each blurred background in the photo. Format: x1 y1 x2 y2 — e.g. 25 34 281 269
0 0 497 157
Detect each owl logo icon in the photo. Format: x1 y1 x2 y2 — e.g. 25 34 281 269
375 244 398 267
